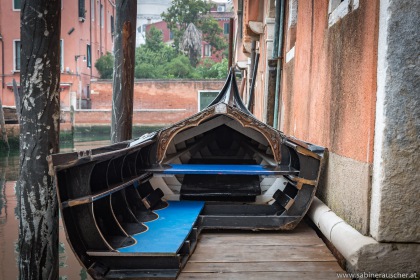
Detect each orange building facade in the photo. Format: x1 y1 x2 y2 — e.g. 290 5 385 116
233 0 419 274
0 0 115 109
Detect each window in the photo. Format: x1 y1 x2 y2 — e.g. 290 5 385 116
13 0 21 10
13 40 21 71
169 31 174 40
100 4 104 28
204 44 212 57
91 0 95 21
78 0 85 21
223 22 230 34
142 24 147 32
198 91 219 111
86 44 92 68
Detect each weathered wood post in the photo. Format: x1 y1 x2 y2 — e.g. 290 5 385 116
228 17 234 69
18 0 61 279
111 0 137 143
13 78 21 121
0 97 9 150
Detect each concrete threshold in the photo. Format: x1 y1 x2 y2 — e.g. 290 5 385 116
308 197 420 274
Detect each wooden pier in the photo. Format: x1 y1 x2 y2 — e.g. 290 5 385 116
179 222 348 280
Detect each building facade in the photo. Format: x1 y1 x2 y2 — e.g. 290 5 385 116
233 0 419 274
0 0 115 109
136 0 171 47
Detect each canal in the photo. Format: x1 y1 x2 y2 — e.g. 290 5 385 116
0 126 161 280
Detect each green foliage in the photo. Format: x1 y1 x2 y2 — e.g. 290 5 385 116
135 26 228 80
196 58 229 79
162 0 211 31
200 17 228 52
144 26 165 51
166 56 195 78
135 27 193 79
162 0 227 56
94 52 114 79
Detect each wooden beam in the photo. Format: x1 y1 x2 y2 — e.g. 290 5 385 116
0 97 8 149
61 173 152 208
18 0 61 278
111 0 137 143
12 78 21 121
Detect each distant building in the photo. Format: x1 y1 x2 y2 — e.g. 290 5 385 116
145 1 234 63
136 0 172 47
0 0 115 109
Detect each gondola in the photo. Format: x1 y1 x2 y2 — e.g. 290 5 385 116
49 69 326 279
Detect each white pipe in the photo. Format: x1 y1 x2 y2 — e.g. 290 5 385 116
308 197 377 267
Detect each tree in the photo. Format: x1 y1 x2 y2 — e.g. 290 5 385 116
181 23 202 67
166 56 195 78
95 52 114 79
196 58 229 79
144 26 165 51
111 0 137 143
135 26 194 79
161 0 227 57
134 25 227 80
18 0 61 279
200 16 228 52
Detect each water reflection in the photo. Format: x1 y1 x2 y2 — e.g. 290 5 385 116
0 143 101 279
0 126 160 280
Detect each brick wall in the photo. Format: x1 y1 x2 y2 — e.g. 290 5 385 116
62 79 225 126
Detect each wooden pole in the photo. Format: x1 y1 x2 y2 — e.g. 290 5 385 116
111 0 137 143
12 78 21 121
228 17 234 69
0 96 9 150
18 0 61 279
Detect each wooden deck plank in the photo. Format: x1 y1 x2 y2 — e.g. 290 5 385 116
183 261 344 273
178 272 349 280
179 222 348 279
189 245 336 262
198 234 323 246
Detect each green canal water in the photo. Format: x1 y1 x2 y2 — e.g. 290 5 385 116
0 126 162 280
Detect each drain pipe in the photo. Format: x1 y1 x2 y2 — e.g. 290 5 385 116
249 40 256 99
248 51 260 112
0 33 4 89
273 0 285 129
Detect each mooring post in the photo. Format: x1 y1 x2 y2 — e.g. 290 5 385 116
228 17 234 70
0 96 9 150
111 0 137 143
12 78 21 121
18 0 61 279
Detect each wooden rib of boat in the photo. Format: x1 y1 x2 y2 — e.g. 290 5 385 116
49 69 326 279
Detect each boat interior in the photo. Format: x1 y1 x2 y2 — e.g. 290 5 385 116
50 70 325 279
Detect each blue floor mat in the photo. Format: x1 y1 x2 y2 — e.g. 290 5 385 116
118 200 204 254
